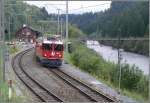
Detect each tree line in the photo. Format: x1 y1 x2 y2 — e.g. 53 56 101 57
64 1 149 38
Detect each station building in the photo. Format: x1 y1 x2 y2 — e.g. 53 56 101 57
16 25 42 43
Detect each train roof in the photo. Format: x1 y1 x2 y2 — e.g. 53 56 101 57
43 39 63 45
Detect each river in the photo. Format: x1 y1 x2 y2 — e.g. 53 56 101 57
87 40 149 75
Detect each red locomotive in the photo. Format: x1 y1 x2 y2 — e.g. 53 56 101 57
35 36 64 67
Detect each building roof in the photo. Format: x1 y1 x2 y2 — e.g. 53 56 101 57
16 26 42 37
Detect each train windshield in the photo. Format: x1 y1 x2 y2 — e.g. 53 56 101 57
42 43 52 50
55 44 63 51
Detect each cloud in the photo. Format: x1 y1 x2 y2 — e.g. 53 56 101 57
25 1 111 14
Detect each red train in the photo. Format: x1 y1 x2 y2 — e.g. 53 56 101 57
35 36 64 67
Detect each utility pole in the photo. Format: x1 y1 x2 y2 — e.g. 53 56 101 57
149 2 150 103
8 16 11 41
66 0 68 52
60 18 63 40
0 0 2 41
57 9 60 35
118 28 121 94
0 0 2 96
26 14 28 26
0 0 5 82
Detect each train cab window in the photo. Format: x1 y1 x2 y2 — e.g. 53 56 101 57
55 44 63 51
42 43 52 50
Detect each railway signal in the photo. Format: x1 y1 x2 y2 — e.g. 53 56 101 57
8 80 12 101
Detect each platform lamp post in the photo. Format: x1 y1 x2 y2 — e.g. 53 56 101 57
66 0 68 52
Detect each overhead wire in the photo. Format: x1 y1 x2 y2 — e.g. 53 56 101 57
69 2 110 13
43 2 110 14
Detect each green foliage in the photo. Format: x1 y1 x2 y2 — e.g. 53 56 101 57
136 75 148 98
0 82 9 101
4 0 50 39
70 41 148 101
69 25 85 39
9 46 18 54
0 45 3 81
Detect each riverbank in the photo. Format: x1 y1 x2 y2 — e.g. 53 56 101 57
99 40 149 56
87 40 149 75
65 40 148 102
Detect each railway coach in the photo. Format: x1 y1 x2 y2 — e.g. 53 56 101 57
35 36 64 67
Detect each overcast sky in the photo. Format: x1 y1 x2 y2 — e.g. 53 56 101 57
25 1 111 14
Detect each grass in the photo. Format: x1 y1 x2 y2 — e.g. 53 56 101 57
0 82 9 101
10 86 27 102
0 44 3 80
0 82 26 102
0 44 2 65
0 44 7 102
64 52 72 64
0 44 25 102
122 89 147 102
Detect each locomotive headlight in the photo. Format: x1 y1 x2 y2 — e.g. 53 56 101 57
44 53 47 57
59 54 62 57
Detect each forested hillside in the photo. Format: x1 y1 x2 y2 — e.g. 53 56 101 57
66 1 149 38
4 0 85 40
4 0 52 39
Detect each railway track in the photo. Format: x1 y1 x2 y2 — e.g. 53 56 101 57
50 68 115 102
12 48 116 102
12 48 63 102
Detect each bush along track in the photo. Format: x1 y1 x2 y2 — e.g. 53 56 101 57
66 40 148 102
